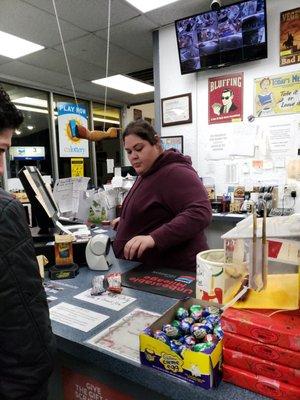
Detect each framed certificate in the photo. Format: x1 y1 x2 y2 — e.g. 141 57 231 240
161 93 192 126
160 135 184 153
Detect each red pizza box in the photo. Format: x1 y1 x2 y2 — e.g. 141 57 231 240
223 364 300 400
222 308 300 352
223 348 300 387
223 331 300 370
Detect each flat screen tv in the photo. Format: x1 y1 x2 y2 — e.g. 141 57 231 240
175 0 267 75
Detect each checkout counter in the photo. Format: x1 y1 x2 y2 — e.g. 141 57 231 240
45 236 267 400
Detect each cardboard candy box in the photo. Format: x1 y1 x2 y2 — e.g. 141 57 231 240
223 348 300 388
223 331 300 370
139 298 222 390
222 308 300 352
223 364 300 400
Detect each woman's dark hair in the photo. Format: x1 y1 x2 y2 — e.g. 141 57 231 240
0 87 24 130
123 119 158 145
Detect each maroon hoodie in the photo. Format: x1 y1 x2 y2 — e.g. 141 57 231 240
113 149 212 271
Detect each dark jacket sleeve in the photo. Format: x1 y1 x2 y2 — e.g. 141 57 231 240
0 195 55 398
150 165 212 250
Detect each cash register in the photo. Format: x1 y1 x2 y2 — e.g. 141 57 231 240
18 166 90 265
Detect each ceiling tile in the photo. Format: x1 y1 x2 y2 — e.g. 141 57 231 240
20 48 106 81
23 0 140 31
96 15 156 62
0 61 82 89
53 34 151 74
0 0 87 47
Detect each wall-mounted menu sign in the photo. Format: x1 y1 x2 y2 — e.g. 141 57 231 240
9 146 45 160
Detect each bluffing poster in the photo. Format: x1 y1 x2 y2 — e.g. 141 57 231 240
280 7 300 67
208 73 243 124
254 71 300 117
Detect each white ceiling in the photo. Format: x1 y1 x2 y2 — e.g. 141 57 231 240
0 0 234 106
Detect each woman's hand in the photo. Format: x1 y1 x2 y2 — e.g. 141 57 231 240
110 217 120 230
124 235 155 260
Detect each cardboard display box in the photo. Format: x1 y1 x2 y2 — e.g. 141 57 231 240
223 331 300 369
223 348 300 388
222 308 300 352
139 298 222 389
223 364 300 400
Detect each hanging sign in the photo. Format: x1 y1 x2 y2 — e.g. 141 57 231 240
280 7 300 67
71 158 84 177
208 72 243 124
58 102 89 158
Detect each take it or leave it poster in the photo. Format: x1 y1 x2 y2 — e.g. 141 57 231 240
208 72 243 125
254 71 300 118
280 7 300 67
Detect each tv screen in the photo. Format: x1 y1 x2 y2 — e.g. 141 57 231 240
175 0 267 74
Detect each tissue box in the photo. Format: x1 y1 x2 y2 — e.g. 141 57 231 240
139 298 222 389
223 348 300 387
223 331 300 369
223 364 300 400
222 308 300 352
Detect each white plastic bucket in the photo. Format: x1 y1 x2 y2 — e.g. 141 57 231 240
196 249 225 303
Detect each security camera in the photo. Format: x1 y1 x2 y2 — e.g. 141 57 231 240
211 0 221 11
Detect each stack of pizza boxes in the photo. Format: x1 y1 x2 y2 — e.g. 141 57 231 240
221 308 300 399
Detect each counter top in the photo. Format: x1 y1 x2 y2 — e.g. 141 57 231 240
212 213 247 221
48 251 267 400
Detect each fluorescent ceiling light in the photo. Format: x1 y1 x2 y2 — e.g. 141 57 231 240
93 117 120 125
15 105 49 114
125 0 180 13
92 74 154 95
0 31 44 59
13 97 48 108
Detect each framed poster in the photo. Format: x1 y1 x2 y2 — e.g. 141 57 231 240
160 136 183 153
254 71 300 117
161 93 192 126
208 73 243 124
280 7 300 67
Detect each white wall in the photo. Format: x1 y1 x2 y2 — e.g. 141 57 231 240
122 102 155 165
159 0 300 211
123 103 155 127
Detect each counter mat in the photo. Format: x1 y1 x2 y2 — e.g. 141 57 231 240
121 265 196 299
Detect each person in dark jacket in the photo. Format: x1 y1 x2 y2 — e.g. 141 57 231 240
112 119 212 272
0 87 55 400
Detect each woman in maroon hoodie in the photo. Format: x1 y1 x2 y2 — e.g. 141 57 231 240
112 119 212 272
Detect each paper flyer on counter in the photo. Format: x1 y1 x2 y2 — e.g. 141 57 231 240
86 308 160 363
74 289 136 311
50 302 109 332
